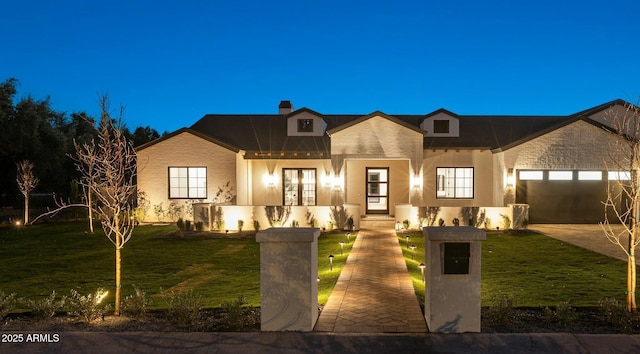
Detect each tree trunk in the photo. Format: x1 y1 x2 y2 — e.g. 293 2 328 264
88 190 94 234
114 217 122 316
630 224 638 312
24 194 29 224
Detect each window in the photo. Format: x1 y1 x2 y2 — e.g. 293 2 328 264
549 171 573 180
519 170 543 180
578 171 602 181
283 168 316 205
436 167 473 199
608 171 631 181
297 119 313 132
433 119 450 133
169 167 207 199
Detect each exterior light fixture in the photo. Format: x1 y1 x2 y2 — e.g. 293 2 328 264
410 244 416 260
419 263 426 282
506 168 515 187
328 254 334 272
345 233 351 243
405 235 410 249
339 241 345 255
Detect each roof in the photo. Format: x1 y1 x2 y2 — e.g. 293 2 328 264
145 100 630 158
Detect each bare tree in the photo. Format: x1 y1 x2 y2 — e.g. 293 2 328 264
75 95 137 315
601 100 640 312
16 160 39 225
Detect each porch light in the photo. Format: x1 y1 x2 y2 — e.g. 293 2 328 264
411 175 422 188
506 168 515 187
263 173 277 187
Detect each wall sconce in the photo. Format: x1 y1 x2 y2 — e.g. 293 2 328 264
264 173 277 187
506 168 515 187
322 173 332 188
411 175 422 189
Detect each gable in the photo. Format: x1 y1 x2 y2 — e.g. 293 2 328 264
422 110 460 137
330 114 424 158
286 110 327 137
502 119 626 170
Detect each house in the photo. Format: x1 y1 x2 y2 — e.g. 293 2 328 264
136 99 631 229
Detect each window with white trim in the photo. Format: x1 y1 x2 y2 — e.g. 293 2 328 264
436 167 473 199
608 171 631 181
578 171 602 180
169 167 207 199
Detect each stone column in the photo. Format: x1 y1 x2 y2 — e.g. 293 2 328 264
256 227 320 331
423 226 486 333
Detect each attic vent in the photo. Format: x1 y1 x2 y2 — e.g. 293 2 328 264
279 100 293 114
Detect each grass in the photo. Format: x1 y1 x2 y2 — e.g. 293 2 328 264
0 222 353 311
399 230 631 308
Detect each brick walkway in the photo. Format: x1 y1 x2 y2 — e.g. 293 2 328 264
314 227 428 333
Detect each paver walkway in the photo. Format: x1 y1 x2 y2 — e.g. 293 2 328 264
314 227 428 333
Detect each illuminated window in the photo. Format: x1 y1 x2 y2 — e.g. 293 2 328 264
519 170 543 180
436 167 473 199
283 168 316 205
169 167 207 199
297 119 314 132
549 171 573 180
578 171 602 181
608 171 631 181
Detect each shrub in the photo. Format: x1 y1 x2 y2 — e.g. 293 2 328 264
484 217 492 230
291 220 299 227
123 285 148 317
253 220 260 232
484 292 515 327
185 219 192 231
329 206 348 230
237 219 244 232
438 218 445 226
500 214 511 230
0 291 18 320
67 288 110 322
347 216 355 230
402 219 410 230
26 290 66 320
153 203 165 222
452 218 460 226
195 221 204 231
162 289 203 327
220 295 258 331
176 218 185 231
544 301 577 326
600 297 633 331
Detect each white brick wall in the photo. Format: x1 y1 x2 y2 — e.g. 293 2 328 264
137 132 237 222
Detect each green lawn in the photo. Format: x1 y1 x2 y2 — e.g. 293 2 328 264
0 222 353 310
399 230 631 307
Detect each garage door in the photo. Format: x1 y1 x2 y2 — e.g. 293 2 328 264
515 170 626 224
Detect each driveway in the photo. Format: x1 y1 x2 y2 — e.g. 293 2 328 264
528 224 639 264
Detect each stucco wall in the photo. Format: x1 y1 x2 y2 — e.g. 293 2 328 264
422 149 495 207
136 132 237 222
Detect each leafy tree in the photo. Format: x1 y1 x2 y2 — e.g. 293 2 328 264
130 125 160 147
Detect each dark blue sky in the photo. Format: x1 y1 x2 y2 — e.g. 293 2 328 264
2 0 640 132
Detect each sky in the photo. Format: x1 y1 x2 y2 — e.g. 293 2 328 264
2 0 640 133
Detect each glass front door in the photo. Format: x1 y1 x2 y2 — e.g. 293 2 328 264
366 167 389 214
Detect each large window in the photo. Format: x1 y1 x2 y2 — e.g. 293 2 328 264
169 167 207 199
436 167 473 199
283 168 316 205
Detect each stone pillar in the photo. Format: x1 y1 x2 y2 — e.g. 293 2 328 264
423 226 486 333
256 227 320 331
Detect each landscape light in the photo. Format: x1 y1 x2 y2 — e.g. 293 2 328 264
328 254 334 272
339 241 345 255
419 263 426 282
410 244 416 260
405 235 410 249
345 233 351 243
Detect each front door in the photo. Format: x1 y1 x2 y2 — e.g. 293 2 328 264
366 167 389 214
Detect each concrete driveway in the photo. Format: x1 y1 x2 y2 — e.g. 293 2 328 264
528 224 639 264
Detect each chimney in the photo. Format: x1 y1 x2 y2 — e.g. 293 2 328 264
278 100 293 114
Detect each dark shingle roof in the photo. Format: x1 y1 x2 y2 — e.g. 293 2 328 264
138 100 627 157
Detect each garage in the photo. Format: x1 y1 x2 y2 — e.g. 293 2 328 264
516 170 627 224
